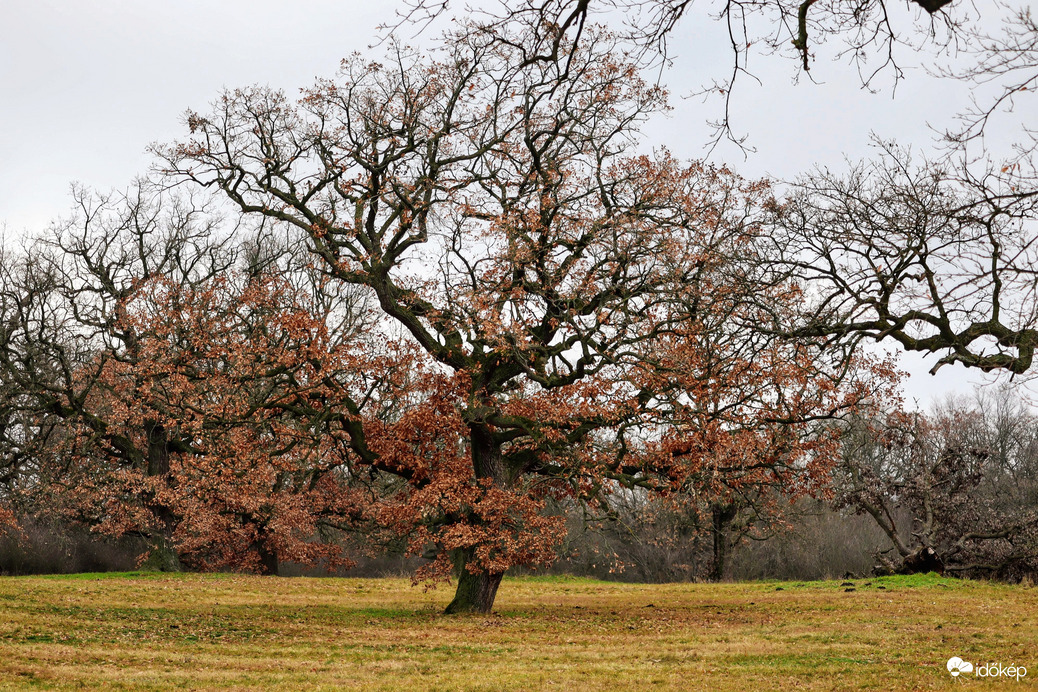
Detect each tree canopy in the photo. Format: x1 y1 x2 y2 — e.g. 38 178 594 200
151 25 883 611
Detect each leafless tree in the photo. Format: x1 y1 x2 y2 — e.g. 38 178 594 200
391 1 1032 149
941 5 1038 150
768 141 1038 376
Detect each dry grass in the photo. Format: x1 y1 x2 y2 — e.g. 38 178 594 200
0 572 1033 690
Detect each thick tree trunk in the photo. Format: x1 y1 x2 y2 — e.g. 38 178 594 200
444 423 509 614
140 534 182 572
144 420 170 477
709 503 737 582
444 548 504 614
896 546 944 575
141 420 183 572
257 540 280 576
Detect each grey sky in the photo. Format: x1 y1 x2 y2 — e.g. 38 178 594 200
0 0 1016 405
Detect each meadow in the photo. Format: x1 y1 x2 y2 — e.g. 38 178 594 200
0 572 1033 690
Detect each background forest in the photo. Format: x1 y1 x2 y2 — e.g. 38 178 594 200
4 383 1035 585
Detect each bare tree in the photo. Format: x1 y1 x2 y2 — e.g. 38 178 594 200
392 1 1032 148
941 6 1038 149
398 0 962 76
769 141 1038 376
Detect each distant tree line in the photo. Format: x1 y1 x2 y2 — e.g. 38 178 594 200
5 382 1036 583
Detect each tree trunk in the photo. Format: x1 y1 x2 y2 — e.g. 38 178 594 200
140 534 182 572
709 503 737 582
257 540 280 576
896 546 944 575
144 420 170 477
444 548 504 614
444 423 509 614
141 421 183 572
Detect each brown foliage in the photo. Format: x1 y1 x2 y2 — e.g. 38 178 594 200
156 26 892 610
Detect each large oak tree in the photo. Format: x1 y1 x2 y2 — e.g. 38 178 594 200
160 26 881 612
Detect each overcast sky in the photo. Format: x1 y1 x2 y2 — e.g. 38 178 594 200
1 0 1020 406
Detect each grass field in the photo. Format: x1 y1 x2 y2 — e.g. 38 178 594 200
0 572 1033 690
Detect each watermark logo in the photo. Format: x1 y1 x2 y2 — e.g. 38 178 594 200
947 657 973 677
946 656 1027 681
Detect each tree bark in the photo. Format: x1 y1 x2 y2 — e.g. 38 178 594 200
144 420 170 477
896 546 944 575
444 423 509 614
141 420 183 572
257 540 280 576
709 503 737 582
140 534 182 572
444 547 504 614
